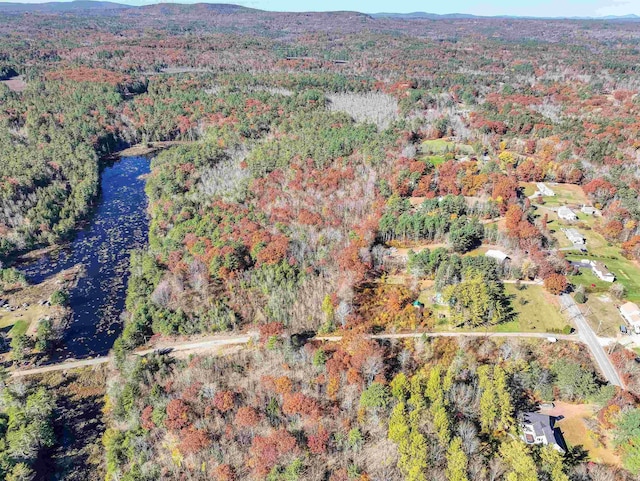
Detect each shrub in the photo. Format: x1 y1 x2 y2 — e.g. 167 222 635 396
50 290 69 306
574 291 587 304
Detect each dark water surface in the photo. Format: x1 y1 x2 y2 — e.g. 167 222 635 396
19 156 150 360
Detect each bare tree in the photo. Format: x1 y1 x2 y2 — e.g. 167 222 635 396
151 279 172 308
327 92 399 130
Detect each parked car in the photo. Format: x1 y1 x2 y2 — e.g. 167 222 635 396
620 325 628 335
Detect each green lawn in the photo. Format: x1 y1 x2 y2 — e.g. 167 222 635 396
498 284 568 333
567 253 640 303
431 284 567 333
424 155 446 166
540 206 624 257
9 319 28 338
421 139 455 154
523 182 589 207
523 184 536 197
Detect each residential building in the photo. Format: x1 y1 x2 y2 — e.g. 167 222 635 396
620 302 640 328
581 205 598 216
520 413 566 453
562 228 584 245
485 249 510 263
536 182 555 197
591 261 615 283
558 206 578 221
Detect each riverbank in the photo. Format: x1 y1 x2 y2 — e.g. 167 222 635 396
15 155 151 361
111 140 192 158
0 264 81 364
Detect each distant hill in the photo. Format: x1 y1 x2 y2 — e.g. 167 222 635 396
0 1 638 21
371 12 477 19
0 1 261 14
135 2 258 15
0 0 132 13
373 11 640 21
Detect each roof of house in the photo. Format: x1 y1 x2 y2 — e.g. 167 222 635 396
563 228 584 242
593 261 613 276
522 413 566 450
620 302 640 317
558 206 576 217
485 249 509 262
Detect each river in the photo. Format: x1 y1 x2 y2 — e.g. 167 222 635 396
19 156 150 360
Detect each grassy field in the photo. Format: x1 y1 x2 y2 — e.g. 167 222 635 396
9 319 28 338
496 284 568 333
523 182 589 206
431 284 567 333
567 253 640 303
579 293 624 338
421 139 455 154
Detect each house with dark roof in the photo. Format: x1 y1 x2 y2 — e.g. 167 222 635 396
519 412 566 453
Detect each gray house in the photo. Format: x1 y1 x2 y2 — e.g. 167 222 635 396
520 412 567 453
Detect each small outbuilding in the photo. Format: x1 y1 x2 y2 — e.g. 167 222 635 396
485 249 510 264
581 205 598 216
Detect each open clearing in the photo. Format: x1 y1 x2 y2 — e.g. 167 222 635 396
540 402 620 466
431 284 566 333
522 182 589 206
0 266 78 351
579 294 624 338
326 92 398 130
496 284 567 333
0 76 27 92
567 253 640 303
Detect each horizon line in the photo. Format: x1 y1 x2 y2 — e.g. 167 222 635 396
0 0 639 19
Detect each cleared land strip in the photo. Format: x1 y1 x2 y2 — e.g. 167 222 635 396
12 331 579 378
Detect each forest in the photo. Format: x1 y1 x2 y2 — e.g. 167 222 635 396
1 2 640 480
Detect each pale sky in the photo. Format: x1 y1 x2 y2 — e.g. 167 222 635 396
2 0 640 17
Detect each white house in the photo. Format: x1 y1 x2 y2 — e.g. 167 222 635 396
620 302 640 327
536 182 555 197
558 206 578 221
581 205 598 216
485 249 510 264
520 413 566 453
591 261 615 283
562 228 585 245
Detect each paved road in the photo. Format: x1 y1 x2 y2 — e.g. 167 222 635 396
559 293 623 387
12 331 585 378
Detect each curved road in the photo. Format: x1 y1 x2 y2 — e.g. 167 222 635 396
12 331 579 378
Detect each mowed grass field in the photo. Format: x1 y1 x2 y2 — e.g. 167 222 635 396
431 284 567 333
521 182 589 207
567 254 640 303
496 284 568 333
